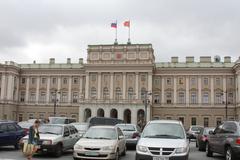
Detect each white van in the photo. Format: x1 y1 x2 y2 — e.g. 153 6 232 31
136 120 189 160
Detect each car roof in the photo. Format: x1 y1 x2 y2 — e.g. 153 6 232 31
90 125 116 129
0 120 17 124
116 123 136 126
148 120 182 124
42 124 73 127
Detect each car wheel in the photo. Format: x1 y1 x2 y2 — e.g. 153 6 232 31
196 140 199 148
55 144 63 157
206 142 213 157
226 146 236 160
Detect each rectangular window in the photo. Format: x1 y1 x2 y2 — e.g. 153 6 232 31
18 114 23 122
202 92 209 104
154 94 160 104
166 92 172 104
31 77 36 84
216 117 222 126
215 92 223 104
63 78 68 84
50 91 56 102
52 77 57 84
191 117 197 125
178 77 184 85
190 92 197 104
178 92 185 104
203 78 209 85
61 92 68 102
29 92 36 102
204 117 209 127
72 92 78 103
39 91 46 103
141 75 146 81
190 78 196 86
41 78 46 84
73 78 78 84
21 78 26 84
215 77 221 86
166 117 172 120
20 91 25 102
166 78 172 85
91 75 97 81
154 78 160 86
228 92 234 104
28 113 34 119
228 77 234 85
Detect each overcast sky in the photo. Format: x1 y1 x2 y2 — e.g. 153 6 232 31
0 0 240 64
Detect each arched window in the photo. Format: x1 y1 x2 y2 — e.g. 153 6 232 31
141 87 146 100
128 87 134 100
90 87 97 99
115 87 122 100
103 87 109 99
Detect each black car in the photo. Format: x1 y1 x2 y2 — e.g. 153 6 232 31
0 120 26 149
196 127 214 151
207 121 240 160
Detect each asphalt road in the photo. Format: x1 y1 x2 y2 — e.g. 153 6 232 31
0 142 225 160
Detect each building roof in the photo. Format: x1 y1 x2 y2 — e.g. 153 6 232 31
155 62 235 68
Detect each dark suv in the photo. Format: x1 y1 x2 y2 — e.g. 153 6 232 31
206 121 240 160
0 120 26 149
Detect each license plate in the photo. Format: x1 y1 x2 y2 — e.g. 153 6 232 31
153 157 169 160
85 151 99 156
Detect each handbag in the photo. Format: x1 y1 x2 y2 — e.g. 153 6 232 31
22 143 34 156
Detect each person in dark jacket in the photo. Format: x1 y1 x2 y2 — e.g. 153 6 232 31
27 120 40 160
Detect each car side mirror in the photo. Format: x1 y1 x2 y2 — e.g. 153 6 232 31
209 131 214 135
118 135 124 140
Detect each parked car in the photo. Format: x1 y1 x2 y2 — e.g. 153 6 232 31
18 121 33 134
71 122 89 137
73 125 126 160
136 120 189 160
20 124 80 157
116 123 141 147
196 127 214 151
87 117 124 127
206 121 240 160
187 125 204 140
49 117 76 124
0 120 26 149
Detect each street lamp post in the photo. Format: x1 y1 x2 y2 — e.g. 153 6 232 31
143 91 152 124
222 90 228 120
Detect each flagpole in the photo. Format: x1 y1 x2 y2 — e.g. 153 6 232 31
127 20 131 44
114 20 118 45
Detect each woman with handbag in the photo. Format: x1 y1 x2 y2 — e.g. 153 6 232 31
27 119 40 160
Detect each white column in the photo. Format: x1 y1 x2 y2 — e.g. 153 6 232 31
79 76 83 98
6 74 13 100
148 72 152 104
36 76 40 103
223 76 226 102
211 76 214 105
57 77 61 91
122 72 126 100
135 72 139 100
161 77 165 104
46 76 50 103
110 73 114 99
132 107 137 124
238 74 240 104
79 107 84 122
85 73 89 100
198 76 202 105
0 74 6 100
118 107 124 120
97 73 101 100
25 77 30 102
186 76 189 106
147 107 151 122
68 76 72 103
15 77 19 101
105 107 110 118
92 107 97 117
173 76 177 104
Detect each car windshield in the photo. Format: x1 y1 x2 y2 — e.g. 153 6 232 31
74 124 88 131
18 122 32 128
84 128 117 140
39 125 63 135
142 123 185 139
203 128 214 135
50 118 65 124
191 127 202 131
117 125 135 131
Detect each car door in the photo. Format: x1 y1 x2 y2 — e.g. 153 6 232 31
7 123 17 145
62 126 71 150
117 127 125 153
0 124 9 146
69 126 79 146
209 124 223 152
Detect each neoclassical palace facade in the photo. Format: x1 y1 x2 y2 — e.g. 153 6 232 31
0 43 240 128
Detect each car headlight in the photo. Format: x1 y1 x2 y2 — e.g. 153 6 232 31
74 144 84 150
175 147 188 154
42 140 52 145
137 145 148 153
102 146 115 151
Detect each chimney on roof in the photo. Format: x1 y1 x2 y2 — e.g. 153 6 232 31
224 56 231 63
67 58 71 64
49 58 55 64
200 56 211 63
171 57 178 63
79 58 83 65
186 57 194 63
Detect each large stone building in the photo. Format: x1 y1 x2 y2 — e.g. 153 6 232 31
0 43 240 128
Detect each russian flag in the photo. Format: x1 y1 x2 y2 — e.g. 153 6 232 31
111 22 117 28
